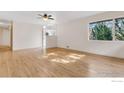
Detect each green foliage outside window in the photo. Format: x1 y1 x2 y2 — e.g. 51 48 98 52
89 20 113 40
115 18 124 40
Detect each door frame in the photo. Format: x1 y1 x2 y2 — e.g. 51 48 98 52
10 21 13 51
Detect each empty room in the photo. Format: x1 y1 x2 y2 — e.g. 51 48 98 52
0 11 124 77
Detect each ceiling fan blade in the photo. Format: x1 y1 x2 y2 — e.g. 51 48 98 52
48 18 54 20
38 14 43 17
48 15 52 17
37 17 42 19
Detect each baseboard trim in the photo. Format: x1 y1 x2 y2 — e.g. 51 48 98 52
11 46 124 60
57 47 124 60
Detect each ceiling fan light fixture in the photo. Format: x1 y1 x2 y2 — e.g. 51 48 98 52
43 17 48 21
38 13 54 21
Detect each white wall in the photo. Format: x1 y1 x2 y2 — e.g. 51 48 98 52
57 12 124 58
13 22 58 50
13 22 42 50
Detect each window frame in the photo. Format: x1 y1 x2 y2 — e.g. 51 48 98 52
88 17 124 41
89 19 114 41
114 17 124 41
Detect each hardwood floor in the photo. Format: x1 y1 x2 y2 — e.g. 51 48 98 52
0 48 124 77
0 46 11 52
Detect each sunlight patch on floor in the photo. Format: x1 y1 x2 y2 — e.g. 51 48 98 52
37 52 86 64
47 53 58 56
51 58 70 64
67 53 86 59
50 58 76 64
50 53 86 64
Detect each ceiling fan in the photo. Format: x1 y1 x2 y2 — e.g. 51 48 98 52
38 13 54 21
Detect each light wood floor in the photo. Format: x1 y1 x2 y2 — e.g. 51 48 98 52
0 48 124 77
0 46 11 52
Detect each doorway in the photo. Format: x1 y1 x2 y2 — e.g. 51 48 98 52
0 20 13 51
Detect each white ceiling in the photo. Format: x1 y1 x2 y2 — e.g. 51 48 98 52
55 11 104 24
0 11 104 25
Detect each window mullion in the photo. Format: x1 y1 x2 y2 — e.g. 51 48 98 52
112 19 115 41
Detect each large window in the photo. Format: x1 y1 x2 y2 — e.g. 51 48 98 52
89 18 124 41
89 20 113 40
115 18 124 40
